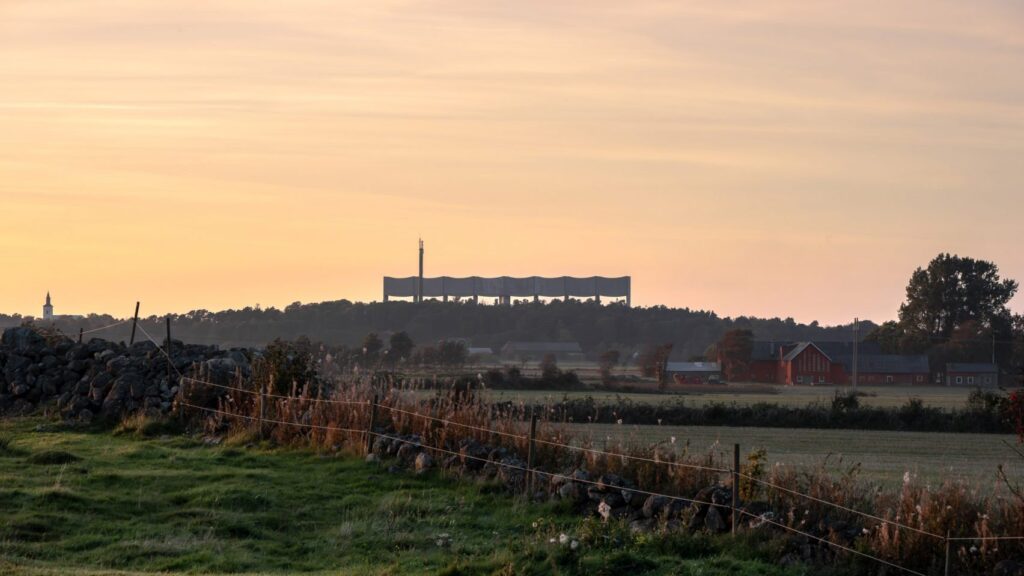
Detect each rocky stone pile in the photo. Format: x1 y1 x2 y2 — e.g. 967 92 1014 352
0 326 251 422
367 430 776 538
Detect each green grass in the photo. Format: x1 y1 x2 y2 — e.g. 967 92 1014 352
0 417 802 576
568 423 1024 486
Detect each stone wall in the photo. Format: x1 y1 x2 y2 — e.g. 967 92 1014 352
0 326 250 422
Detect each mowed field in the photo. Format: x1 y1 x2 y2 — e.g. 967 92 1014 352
484 384 977 410
561 423 1024 488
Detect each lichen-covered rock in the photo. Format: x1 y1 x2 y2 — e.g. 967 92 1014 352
414 451 434 474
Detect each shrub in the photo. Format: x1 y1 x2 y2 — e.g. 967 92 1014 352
114 413 183 438
0 435 14 456
27 450 80 465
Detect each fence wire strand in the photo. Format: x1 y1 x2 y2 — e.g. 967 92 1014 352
737 471 945 539
735 509 930 576
185 399 934 576
127 322 1024 552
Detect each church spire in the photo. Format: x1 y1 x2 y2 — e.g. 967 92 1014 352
43 292 53 320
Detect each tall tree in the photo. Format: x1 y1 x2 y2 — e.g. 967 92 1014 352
437 340 468 367
899 253 1018 342
387 331 415 365
638 343 674 390
361 332 383 365
716 329 754 382
598 349 620 384
540 353 560 380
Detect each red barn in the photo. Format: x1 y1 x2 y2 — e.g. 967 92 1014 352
726 340 930 386
780 342 835 385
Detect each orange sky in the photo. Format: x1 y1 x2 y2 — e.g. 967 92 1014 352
2 0 1022 325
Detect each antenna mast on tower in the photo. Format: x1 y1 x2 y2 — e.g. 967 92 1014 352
417 239 424 303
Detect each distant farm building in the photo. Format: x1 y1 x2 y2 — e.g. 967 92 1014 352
466 347 495 362
735 340 928 386
501 341 584 362
666 362 722 385
852 355 930 385
946 363 998 387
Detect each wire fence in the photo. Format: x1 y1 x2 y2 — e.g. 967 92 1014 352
63 316 1024 574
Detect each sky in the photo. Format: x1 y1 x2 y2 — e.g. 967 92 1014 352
2 0 1022 325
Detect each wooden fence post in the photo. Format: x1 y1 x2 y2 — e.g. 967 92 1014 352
945 531 951 576
366 395 378 455
526 411 538 496
78 327 83 344
128 301 140 345
165 316 172 387
258 378 267 441
732 443 740 535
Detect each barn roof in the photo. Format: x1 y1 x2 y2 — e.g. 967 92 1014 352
947 363 998 374
751 340 881 362
751 341 783 361
852 355 930 374
782 342 832 362
665 362 721 373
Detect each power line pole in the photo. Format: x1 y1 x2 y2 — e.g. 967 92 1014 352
852 318 859 391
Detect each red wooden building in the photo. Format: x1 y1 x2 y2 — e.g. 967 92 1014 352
946 363 998 387
729 341 929 386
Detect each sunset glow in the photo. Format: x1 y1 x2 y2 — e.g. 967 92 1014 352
3 0 1022 323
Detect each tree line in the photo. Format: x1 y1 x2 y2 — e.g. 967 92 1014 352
2 299 869 362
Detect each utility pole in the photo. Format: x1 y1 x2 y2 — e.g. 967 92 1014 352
852 318 859 391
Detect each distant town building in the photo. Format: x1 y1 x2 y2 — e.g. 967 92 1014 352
946 363 998 387
501 341 584 362
43 292 53 321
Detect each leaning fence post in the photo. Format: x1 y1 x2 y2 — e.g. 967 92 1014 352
365 394 378 455
944 531 951 576
732 443 740 535
526 411 538 496
78 327 83 344
128 301 140 345
165 316 172 388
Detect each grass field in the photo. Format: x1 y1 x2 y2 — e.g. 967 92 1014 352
565 423 1024 487
484 385 977 410
0 417 798 576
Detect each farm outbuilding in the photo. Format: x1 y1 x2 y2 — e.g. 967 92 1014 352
466 347 495 362
946 363 998 387
734 340 929 386
665 362 722 384
846 355 930 385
